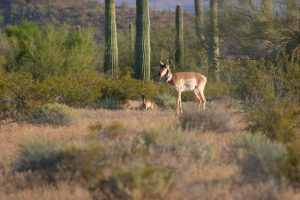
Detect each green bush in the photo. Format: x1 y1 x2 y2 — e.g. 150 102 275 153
280 143 300 186
14 139 85 181
96 97 124 110
5 21 99 80
0 72 46 119
155 94 176 110
234 134 288 182
227 60 274 103
31 103 79 126
15 139 65 173
180 103 232 132
246 97 300 143
99 164 174 200
43 72 105 107
205 82 229 99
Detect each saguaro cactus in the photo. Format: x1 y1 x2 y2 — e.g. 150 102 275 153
284 0 297 18
104 0 119 77
261 0 273 18
135 0 151 80
175 4 184 71
194 0 205 44
209 0 220 82
129 22 134 50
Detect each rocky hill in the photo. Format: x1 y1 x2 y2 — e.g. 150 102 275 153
0 0 195 38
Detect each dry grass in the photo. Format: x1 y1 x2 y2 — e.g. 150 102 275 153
0 99 299 199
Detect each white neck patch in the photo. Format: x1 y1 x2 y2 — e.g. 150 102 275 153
166 73 173 82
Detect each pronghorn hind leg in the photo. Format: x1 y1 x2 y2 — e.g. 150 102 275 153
193 89 202 111
198 89 206 111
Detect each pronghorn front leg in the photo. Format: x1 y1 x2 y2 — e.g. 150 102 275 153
176 90 182 115
179 90 183 114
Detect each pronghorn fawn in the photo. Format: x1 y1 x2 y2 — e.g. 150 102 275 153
158 60 207 115
141 95 154 110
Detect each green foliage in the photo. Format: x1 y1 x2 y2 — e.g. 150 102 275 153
0 70 173 120
99 164 174 200
228 60 274 102
246 97 300 143
234 134 288 182
88 121 103 132
180 103 232 132
31 103 79 126
15 139 65 173
155 94 176 110
42 72 105 107
4 21 98 80
280 143 300 185
97 97 123 110
205 82 229 99
0 72 45 119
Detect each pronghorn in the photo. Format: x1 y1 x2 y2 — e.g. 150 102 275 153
141 95 154 110
158 60 207 115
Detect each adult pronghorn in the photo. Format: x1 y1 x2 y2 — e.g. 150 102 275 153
158 61 207 115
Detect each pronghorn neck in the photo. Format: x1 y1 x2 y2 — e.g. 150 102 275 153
166 73 172 83
165 68 173 83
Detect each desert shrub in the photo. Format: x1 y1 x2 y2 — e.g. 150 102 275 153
235 134 288 182
280 143 300 186
89 121 127 140
96 97 124 110
88 121 103 132
273 57 300 101
180 103 231 132
4 21 99 80
15 139 65 174
43 72 105 107
155 94 176 110
0 72 47 120
44 72 172 109
205 82 229 99
99 164 174 200
138 127 215 165
246 97 300 143
31 103 79 126
228 60 274 103
14 140 86 181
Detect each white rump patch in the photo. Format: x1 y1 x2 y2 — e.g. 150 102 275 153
182 79 197 91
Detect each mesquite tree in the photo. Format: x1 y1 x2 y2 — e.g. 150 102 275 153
209 0 220 82
175 4 184 71
104 0 119 77
135 0 151 80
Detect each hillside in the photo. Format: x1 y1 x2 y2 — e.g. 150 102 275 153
0 0 195 38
